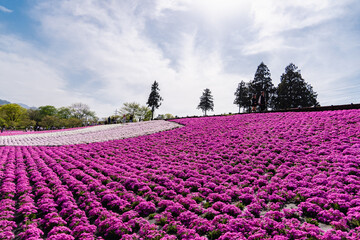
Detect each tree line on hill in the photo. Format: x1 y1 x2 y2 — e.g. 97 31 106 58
0 81 170 130
198 62 319 115
0 103 97 130
0 62 319 129
133 63 319 119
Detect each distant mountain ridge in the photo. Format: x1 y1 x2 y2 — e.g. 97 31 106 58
0 99 34 109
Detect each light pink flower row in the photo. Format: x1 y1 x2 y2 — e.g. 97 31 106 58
0 121 181 146
0 126 92 136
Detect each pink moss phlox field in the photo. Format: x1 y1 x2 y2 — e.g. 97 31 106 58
0 109 359 239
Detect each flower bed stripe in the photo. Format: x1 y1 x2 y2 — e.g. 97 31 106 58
0 120 182 146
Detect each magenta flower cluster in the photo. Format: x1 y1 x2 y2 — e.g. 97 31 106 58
0 110 359 239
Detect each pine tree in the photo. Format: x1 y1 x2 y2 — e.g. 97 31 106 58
249 62 276 110
274 63 318 109
234 81 250 113
147 81 163 120
197 88 214 116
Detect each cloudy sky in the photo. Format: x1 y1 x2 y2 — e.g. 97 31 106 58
0 0 359 118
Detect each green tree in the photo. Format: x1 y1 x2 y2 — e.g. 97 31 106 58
120 102 140 118
249 62 276 110
64 118 83 128
120 103 151 121
234 81 250 113
156 113 174 120
38 105 57 118
27 109 41 123
274 63 319 109
138 105 152 121
0 104 27 124
57 107 72 119
0 117 7 127
197 88 214 116
69 103 97 122
39 115 60 128
147 81 163 120
19 119 36 129
164 113 174 119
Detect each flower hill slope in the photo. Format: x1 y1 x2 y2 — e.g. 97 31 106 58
0 110 359 239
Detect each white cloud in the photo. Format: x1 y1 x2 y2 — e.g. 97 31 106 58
0 5 12 13
29 1 177 114
0 34 98 112
244 1 354 55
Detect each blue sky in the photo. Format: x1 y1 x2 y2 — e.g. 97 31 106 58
0 0 360 118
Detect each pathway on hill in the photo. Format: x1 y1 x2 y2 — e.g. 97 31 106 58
0 120 182 146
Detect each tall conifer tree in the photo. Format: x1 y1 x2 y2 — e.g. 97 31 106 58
274 63 318 109
249 62 275 109
234 81 250 113
147 81 163 120
197 88 214 116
